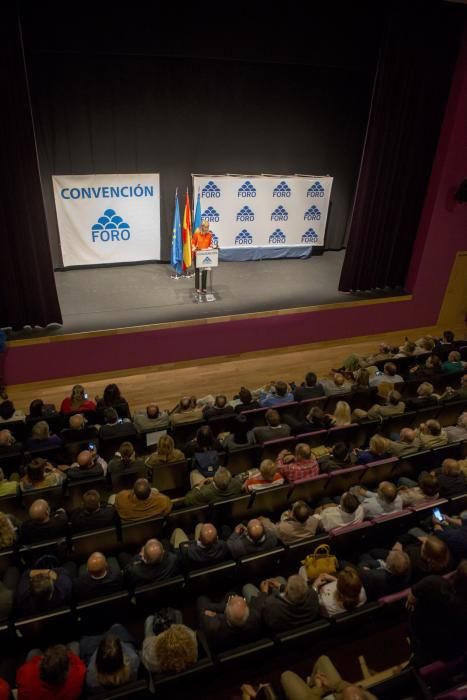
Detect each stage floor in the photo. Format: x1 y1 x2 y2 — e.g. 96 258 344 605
9 251 406 338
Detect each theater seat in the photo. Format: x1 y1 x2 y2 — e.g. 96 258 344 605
248 484 291 518
14 607 75 645
261 436 296 461
331 601 381 630
89 679 149 699
215 637 275 666
133 575 185 609
69 526 121 562
288 474 329 505
273 618 331 648
236 546 285 584
185 560 237 596
75 590 131 633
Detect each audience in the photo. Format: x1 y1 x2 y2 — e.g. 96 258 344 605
98 407 136 441
233 387 261 413
385 428 420 458
108 441 147 480
70 489 117 532
260 501 319 544
112 478 172 521
311 567 367 616
95 383 130 416
60 385 96 414
320 373 351 397
222 414 256 451
227 518 278 559
251 408 291 443
415 419 448 449
20 457 65 491
133 402 169 431
171 522 231 569
331 401 352 427
202 394 235 420
445 411 467 443
353 434 390 465
142 622 198 674
25 420 62 450
198 593 261 652
145 434 185 468
81 625 140 693
169 397 203 426
316 492 364 532
366 390 405 419
0 399 24 423
73 552 123 601
351 481 403 518
16 563 75 616
64 449 107 481
243 574 319 632
16 644 86 700
184 466 242 506
20 499 68 543
0 467 19 496
119 538 181 588
276 443 319 483
242 459 285 492
258 381 294 408
369 362 403 387
292 372 325 401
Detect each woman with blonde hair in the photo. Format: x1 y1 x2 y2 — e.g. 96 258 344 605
312 567 367 616
145 435 185 468
331 401 352 427
142 623 198 674
354 434 390 465
60 384 96 414
0 511 16 549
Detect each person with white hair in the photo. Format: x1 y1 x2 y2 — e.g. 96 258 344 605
197 593 261 652
445 412 467 443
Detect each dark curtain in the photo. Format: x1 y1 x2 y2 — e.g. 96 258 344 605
0 5 62 329
338 1 463 293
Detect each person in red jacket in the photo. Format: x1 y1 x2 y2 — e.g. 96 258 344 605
60 384 96 414
16 644 85 700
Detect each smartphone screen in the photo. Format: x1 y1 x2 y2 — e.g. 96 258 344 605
88 442 95 450
433 508 443 522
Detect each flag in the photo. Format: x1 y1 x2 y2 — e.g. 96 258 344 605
170 191 183 276
193 190 202 235
182 189 192 271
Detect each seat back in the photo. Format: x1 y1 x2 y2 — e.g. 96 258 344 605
324 394 354 416
215 637 275 665
325 423 360 447
76 590 131 633
186 560 237 596
359 457 399 490
0 450 24 479
411 406 441 428
99 431 139 462
393 450 432 481
0 491 22 518
274 618 331 647
381 411 417 437
65 476 109 510
324 466 366 499
110 468 148 493
70 526 121 562
3 420 28 442
120 515 166 553
210 495 252 527
21 485 65 512
14 607 75 645
369 509 414 547
295 430 328 449
150 460 189 495
25 444 64 466
133 575 185 609
207 414 239 436
332 601 381 630
329 521 373 556
166 505 210 535
86 680 149 700
240 407 268 428
226 445 261 476
261 436 296 461
248 484 292 518
288 474 329 505
169 420 206 448
298 397 327 419
436 400 467 427
236 546 285 584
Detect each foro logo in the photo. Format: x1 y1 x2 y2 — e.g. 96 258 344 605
201 181 221 198
91 209 130 242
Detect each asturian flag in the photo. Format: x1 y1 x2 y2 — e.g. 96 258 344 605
182 190 193 271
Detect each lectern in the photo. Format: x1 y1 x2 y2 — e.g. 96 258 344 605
194 248 219 303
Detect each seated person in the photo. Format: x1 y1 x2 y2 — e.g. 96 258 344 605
169 397 203 426
60 413 98 443
260 501 319 544
258 381 294 408
431 510 467 565
63 448 107 481
142 621 198 674
398 472 439 506
70 489 117 532
60 384 96 414
27 398 58 419
16 644 86 700
107 441 147 480
440 373 467 402
366 390 405 420
432 458 466 498
311 567 367 616
25 420 62 451
74 552 123 601
356 549 411 600
276 443 319 483
221 414 256 451
80 625 139 694
330 401 352 427
0 467 19 496
98 407 136 440
385 427 420 458
203 394 235 420
15 563 75 616
316 492 364 532
317 442 352 474
292 372 325 401
353 434 390 465
119 538 181 589
232 387 261 413
242 459 284 493
442 350 466 374
187 426 222 487
112 478 172 521
351 481 403 519
227 518 278 559
170 522 231 569
445 411 467 443
20 499 68 543
406 382 439 410
243 574 319 633
395 534 452 583
0 399 24 423
145 435 185 469
350 368 371 393
0 510 17 549
369 362 403 387
132 402 169 432
290 406 334 436
251 409 291 444
20 457 65 491
184 466 242 507
281 655 377 700
415 419 448 449
95 383 130 416
319 373 352 397
0 428 22 456
198 593 261 652
409 353 443 379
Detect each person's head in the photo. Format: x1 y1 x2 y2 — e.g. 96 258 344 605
104 407 119 425
214 395 227 409
153 624 198 673
201 219 210 233
426 354 441 370
232 414 249 443
133 478 151 501
0 511 15 548
198 523 218 548
305 372 317 387
340 492 360 514
29 398 44 417
31 421 50 441
77 450 95 471
102 383 122 405
448 351 461 363
39 645 70 686
457 412 467 429
336 567 363 610
196 425 216 449
421 535 451 572
424 419 442 436
295 443 312 461
0 429 14 447
402 341 416 355
146 403 160 419
26 457 49 483
453 560 467 599
82 489 101 513
156 434 176 458
225 595 250 627
275 381 288 397
353 369 370 388
179 397 192 412
29 498 50 523
307 406 325 423
69 413 86 430
341 688 367 700
461 374 467 390
87 552 108 579
442 458 461 477
399 427 415 444
443 330 455 343
213 467 232 491
333 373 346 387
368 434 388 456
377 481 398 503
385 550 410 577
334 401 351 425
265 409 280 427
29 572 54 606
332 442 349 461
238 387 253 405
418 472 439 497
383 362 398 377
417 382 434 397
284 574 309 606
118 441 135 464
0 401 15 420
95 634 128 688
247 518 265 542
70 384 86 403
259 459 277 482
388 390 402 406
420 337 435 352
292 500 312 523
143 538 164 564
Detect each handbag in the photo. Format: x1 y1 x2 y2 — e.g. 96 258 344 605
301 543 338 581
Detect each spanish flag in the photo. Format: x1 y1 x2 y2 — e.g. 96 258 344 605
182 190 192 271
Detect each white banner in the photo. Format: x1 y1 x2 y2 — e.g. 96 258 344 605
192 174 332 260
52 174 161 267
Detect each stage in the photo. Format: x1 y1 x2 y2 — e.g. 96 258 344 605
6 251 405 339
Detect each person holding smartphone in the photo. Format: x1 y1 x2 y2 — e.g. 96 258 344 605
60 385 96 414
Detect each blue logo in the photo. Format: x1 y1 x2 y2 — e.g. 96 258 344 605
237 180 257 198
201 181 221 198
307 182 325 198
201 254 213 265
201 206 220 222
235 229 253 245
271 205 288 222
273 181 291 198
304 205 321 221
302 228 319 243
236 206 255 222
91 209 130 243
269 228 287 244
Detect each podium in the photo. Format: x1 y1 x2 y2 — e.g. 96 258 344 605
194 248 219 303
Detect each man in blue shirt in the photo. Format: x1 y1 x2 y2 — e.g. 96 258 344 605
258 381 294 408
